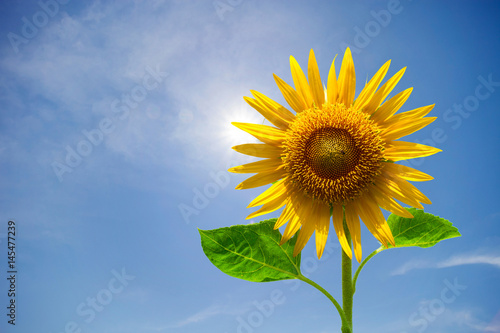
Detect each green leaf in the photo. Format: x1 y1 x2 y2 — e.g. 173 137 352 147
199 219 301 282
386 208 461 249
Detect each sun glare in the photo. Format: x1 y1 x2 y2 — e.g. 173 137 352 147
219 99 265 148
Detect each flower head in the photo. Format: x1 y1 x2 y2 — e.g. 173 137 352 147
229 49 441 262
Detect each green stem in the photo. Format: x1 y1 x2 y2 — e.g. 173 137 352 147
298 275 348 329
352 247 382 294
341 218 353 333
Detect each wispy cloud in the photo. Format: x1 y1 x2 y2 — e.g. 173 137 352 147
483 310 500 333
390 259 430 276
145 301 250 331
451 309 500 332
0 0 321 184
391 254 500 276
369 308 500 333
437 255 500 269
172 304 225 328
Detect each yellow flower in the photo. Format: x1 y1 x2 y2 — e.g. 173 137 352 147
229 48 441 262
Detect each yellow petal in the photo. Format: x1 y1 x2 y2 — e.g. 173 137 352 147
293 208 316 256
235 166 286 189
274 74 307 113
290 55 314 108
386 175 432 205
314 201 331 259
381 171 432 206
382 104 435 127
283 192 311 249
326 54 338 104
232 143 283 158
355 59 391 112
232 122 285 146
251 89 285 110
369 185 414 218
344 203 362 262
383 163 434 182
350 199 383 247
381 117 437 142
370 87 413 123
307 49 325 107
248 178 286 207
244 95 290 130
246 192 287 219
337 48 356 106
281 214 301 245
364 67 406 115
229 158 282 174
384 141 442 161
274 200 295 229
356 192 395 248
332 204 352 259
376 177 424 209
251 90 296 121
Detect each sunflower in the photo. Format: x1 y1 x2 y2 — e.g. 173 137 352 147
229 48 441 262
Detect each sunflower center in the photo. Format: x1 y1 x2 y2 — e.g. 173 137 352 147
305 128 360 179
283 103 385 204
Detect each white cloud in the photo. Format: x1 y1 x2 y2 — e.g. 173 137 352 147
369 307 500 333
451 309 500 332
145 300 252 331
0 0 320 181
391 254 500 276
390 259 430 276
437 255 500 269
172 304 224 328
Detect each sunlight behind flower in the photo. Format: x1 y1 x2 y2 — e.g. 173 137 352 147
218 100 265 148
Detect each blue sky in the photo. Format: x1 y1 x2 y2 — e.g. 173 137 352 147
0 0 499 332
